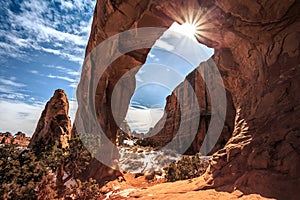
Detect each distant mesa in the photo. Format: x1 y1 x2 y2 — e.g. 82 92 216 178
0 131 30 147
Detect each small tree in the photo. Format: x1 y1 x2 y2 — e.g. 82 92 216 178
32 136 92 198
65 178 101 200
1 134 96 199
0 145 47 199
37 174 57 200
164 153 209 182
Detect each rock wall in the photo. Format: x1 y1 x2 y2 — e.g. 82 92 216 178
200 1 300 199
81 0 300 198
143 62 235 155
29 89 72 148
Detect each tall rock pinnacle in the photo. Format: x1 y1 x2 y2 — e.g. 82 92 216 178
29 89 72 148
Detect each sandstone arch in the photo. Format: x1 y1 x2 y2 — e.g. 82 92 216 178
79 0 300 198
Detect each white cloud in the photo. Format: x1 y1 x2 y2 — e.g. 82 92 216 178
59 0 75 10
1 0 96 63
47 74 77 83
125 106 164 133
0 99 44 136
29 70 39 74
69 100 78 124
41 47 84 64
36 25 87 46
0 41 27 59
67 71 81 76
0 86 14 94
154 40 175 51
41 47 61 55
0 77 29 102
0 93 28 100
45 65 81 77
148 53 155 58
69 83 78 88
0 77 26 87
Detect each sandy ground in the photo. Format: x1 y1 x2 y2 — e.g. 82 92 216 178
100 174 274 200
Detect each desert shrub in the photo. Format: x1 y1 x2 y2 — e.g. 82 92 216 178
65 178 101 200
0 145 47 199
0 135 99 199
164 153 209 182
37 174 57 200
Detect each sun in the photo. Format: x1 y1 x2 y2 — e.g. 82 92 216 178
169 22 197 39
181 23 197 37
163 3 218 44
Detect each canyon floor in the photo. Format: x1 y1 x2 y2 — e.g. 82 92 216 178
100 174 274 200
98 145 274 200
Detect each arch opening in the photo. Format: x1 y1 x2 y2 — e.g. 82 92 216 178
109 22 215 174
123 22 214 138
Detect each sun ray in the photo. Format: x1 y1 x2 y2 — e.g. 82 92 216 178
161 1 220 46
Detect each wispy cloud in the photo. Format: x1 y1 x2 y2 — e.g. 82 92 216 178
0 77 26 87
41 47 84 64
0 0 94 133
0 0 95 64
29 70 39 74
0 99 44 135
0 93 28 100
67 71 81 76
47 74 77 83
45 65 81 85
68 83 78 89
69 99 78 124
126 105 164 133
154 40 175 51
0 77 28 101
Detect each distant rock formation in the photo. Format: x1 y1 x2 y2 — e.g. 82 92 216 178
29 89 72 148
0 131 30 147
142 62 235 155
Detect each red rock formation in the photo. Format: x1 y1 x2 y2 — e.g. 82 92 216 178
79 0 300 198
0 132 30 147
199 2 300 199
0 132 13 145
29 89 72 148
143 62 235 155
12 132 31 147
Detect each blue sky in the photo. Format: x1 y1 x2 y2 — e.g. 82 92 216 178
0 0 95 135
0 0 213 135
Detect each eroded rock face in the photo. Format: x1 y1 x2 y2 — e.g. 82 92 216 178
81 0 299 198
29 89 72 148
143 62 236 155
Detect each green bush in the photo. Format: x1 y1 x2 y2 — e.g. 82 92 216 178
65 178 101 200
0 135 97 199
164 153 209 182
0 145 47 199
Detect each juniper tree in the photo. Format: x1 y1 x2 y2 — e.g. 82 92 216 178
0 145 46 199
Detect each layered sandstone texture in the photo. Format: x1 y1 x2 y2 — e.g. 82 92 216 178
29 89 72 148
81 0 299 199
144 61 236 155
